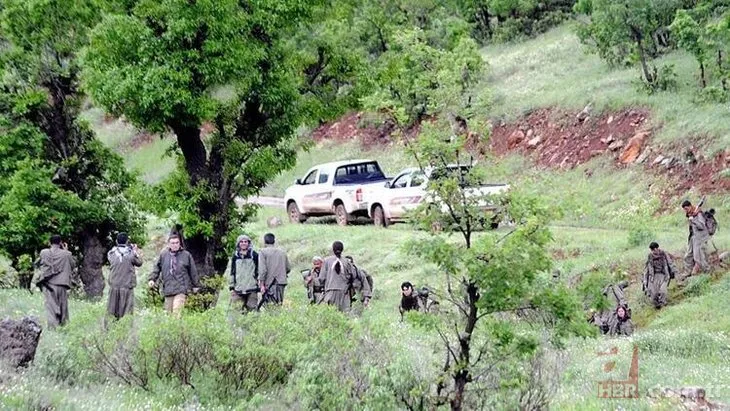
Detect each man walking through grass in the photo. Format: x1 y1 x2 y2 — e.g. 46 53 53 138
148 234 200 317
107 232 143 319
643 242 673 309
681 200 710 280
258 233 291 306
35 235 75 329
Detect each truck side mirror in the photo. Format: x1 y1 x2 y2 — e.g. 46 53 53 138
384 181 390 188
295 178 302 185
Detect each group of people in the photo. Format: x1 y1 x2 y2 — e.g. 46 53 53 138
31 198 720 332
589 199 719 337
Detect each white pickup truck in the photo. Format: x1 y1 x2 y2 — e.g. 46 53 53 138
366 164 509 227
284 159 391 226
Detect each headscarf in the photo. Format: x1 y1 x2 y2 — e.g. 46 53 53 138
236 234 253 258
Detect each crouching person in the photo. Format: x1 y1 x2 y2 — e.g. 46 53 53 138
228 235 259 313
148 234 200 317
107 233 143 320
608 305 634 336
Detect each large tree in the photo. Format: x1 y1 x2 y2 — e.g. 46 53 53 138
0 0 145 297
82 0 325 284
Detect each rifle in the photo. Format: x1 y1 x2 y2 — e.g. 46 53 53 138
257 279 278 310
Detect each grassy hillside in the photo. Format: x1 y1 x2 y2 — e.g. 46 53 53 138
3 21 728 410
484 24 730 154
2 207 729 409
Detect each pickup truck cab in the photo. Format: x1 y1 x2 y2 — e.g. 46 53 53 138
366 164 509 227
285 159 390 226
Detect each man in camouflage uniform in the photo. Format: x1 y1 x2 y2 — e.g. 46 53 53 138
302 256 324 304
681 200 710 279
258 233 291 307
643 242 674 309
345 255 371 311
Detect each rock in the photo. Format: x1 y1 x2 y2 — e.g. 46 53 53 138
577 103 593 121
266 216 283 228
607 115 614 125
619 131 650 164
526 136 542 148
0 317 42 368
635 150 650 164
608 140 624 151
507 130 525 149
601 134 615 145
661 157 674 168
653 155 665 165
526 129 534 139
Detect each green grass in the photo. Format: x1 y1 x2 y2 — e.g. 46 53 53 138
2 206 729 409
83 108 176 184
483 24 730 154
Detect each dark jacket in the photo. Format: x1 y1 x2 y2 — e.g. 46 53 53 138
148 248 200 297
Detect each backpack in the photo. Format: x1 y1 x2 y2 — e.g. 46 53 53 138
704 209 717 236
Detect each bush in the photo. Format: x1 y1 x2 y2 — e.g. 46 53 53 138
635 64 679 95
681 274 711 298
627 224 655 247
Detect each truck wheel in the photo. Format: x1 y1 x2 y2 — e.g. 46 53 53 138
335 204 350 226
287 202 306 224
372 205 388 228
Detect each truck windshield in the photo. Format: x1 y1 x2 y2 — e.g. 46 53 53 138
333 162 387 185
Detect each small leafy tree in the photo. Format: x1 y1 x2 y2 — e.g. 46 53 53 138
366 27 591 410
574 0 688 86
0 0 145 297
671 10 708 87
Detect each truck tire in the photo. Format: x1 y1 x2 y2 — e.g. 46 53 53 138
287 202 306 224
372 205 388 228
335 204 350 226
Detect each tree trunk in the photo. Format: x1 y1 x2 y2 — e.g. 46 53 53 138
633 31 654 84
700 60 706 88
79 229 106 299
719 50 727 91
451 281 479 411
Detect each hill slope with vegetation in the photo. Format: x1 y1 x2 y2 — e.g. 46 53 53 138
2 0 730 410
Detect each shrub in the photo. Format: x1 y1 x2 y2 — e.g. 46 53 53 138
627 224 655 247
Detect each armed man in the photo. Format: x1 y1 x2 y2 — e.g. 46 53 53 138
257 233 291 307
643 242 674 309
228 235 259 313
302 256 324 304
345 255 371 312
34 235 75 329
107 232 143 320
681 199 710 279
